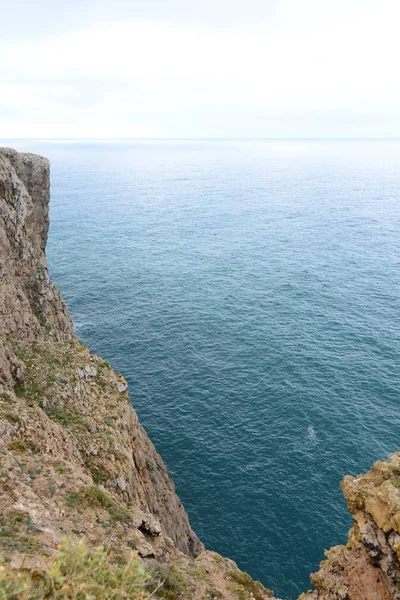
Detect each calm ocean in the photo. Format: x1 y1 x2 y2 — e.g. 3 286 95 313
4 139 400 598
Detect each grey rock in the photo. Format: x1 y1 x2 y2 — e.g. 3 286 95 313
116 381 128 393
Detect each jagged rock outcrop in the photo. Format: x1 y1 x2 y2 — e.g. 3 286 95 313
300 455 400 600
0 148 275 599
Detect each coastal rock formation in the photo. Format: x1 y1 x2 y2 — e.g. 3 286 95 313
300 454 400 600
0 147 274 599
0 148 72 391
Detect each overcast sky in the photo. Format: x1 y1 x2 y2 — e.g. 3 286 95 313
1 0 400 138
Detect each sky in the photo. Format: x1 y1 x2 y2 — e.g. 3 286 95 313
1 0 400 139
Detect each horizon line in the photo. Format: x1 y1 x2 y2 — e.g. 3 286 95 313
2 137 400 142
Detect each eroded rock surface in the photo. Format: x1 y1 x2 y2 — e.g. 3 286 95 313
300 455 400 599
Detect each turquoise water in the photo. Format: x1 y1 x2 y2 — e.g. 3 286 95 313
4 139 400 598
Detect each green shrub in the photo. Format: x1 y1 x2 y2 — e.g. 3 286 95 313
8 440 28 453
2 410 20 423
0 539 148 599
46 409 87 432
145 563 186 599
228 569 273 600
66 486 132 524
83 486 114 509
84 460 112 484
206 589 223 599
83 487 131 523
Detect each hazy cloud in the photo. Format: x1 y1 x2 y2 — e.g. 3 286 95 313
1 0 400 138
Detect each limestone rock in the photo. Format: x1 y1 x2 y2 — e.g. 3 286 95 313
117 380 128 393
300 454 400 599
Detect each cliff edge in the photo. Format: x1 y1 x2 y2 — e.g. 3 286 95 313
0 147 275 598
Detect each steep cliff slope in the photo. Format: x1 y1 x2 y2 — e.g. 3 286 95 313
0 148 274 600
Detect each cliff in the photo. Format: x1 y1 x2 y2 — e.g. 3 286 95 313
0 147 399 600
300 454 400 600
0 147 274 598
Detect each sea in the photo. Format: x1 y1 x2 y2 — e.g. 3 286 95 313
2 139 400 599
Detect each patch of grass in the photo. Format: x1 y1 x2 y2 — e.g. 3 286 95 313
8 439 39 454
146 563 187 600
84 486 131 523
14 379 45 403
66 485 132 524
1 410 20 423
6 510 27 526
0 538 148 599
0 510 42 555
188 564 207 578
85 459 112 484
26 516 42 535
46 408 87 432
83 486 113 509
113 449 127 464
206 588 223 599
228 569 273 600
13 382 26 398
108 505 132 524
8 440 28 453
392 480 400 488
66 491 84 507
0 391 14 404
0 534 42 556
0 529 11 538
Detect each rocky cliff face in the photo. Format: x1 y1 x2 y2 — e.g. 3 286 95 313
0 147 274 599
1 147 399 600
0 148 72 390
300 454 400 600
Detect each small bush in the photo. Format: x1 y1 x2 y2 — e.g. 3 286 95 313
0 539 148 599
66 491 83 507
46 408 87 432
228 569 273 600
108 504 132 523
206 588 223 599
146 563 187 599
83 486 114 509
66 486 132 524
0 530 11 538
2 410 20 423
85 460 112 484
84 487 131 523
8 440 28 453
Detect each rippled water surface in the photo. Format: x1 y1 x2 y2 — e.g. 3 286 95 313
5 139 400 598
